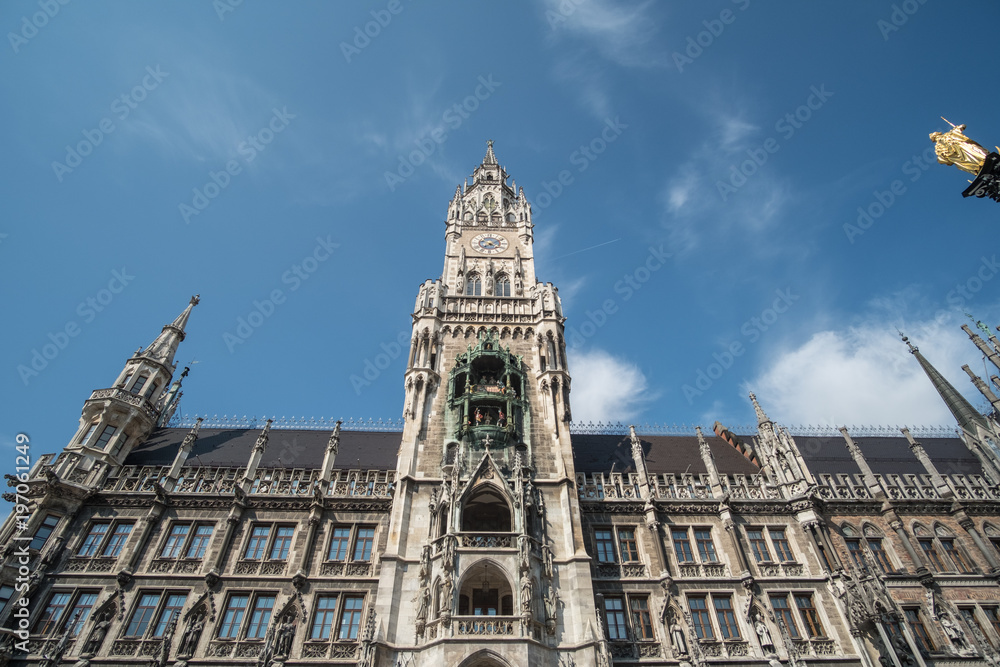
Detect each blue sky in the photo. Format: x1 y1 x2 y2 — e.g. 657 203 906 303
3 1 1000 465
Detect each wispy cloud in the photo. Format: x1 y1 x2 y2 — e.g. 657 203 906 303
570 348 657 422
544 0 668 69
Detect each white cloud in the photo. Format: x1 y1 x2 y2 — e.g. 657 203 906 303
569 348 655 422
746 312 989 427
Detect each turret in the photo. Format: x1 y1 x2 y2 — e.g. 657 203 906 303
64 296 199 469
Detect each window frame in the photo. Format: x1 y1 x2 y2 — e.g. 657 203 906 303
76 519 133 559
324 525 377 563
630 596 655 641
794 593 825 638
241 523 296 562
30 513 61 551
124 590 188 639
217 591 277 641
604 596 629 641
748 525 799 564
593 526 641 565
769 593 801 639
159 522 215 560
904 606 935 653
38 590 100 637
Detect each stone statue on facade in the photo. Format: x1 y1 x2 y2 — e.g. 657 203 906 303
519 535 531 572
754 613 775 652
941 614 968 651
520 573 533 613
83 610 112 655
542 543 554 579
178 612 205 656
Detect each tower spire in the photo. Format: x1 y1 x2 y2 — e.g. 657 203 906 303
901 333 988 433
141 295 200 368
483 139 497 165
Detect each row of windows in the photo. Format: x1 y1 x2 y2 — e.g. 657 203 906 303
78 423 128 454
464 274 512 297
70 520 379 566
592 525 797 566
37 589 367 643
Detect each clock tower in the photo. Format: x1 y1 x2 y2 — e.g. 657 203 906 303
374 142 602 666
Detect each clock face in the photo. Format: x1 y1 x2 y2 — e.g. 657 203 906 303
472 233 509 255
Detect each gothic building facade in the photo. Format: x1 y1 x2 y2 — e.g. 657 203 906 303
3 144 1000 667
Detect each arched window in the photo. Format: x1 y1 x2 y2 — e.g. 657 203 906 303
495 274 511 297
458 560 514 617
465 274 482 296
462 487 511 532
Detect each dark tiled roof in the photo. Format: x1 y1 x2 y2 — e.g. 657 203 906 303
571 434 760 475
796 436 982 477
125 428 401 470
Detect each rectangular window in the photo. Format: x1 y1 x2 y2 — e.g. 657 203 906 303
130 376 148 395
37 592 71 635
673 530 694 563
187 525 214 559
695 529 717 562
339 596 364 640
245 526 271 560
80 423 98 445
153 594 187 637
353 527 375 561
868 538 892 573
905 608 935 652
145 381 160 399
919 539 944 570
618 529 639 563
770 528 794 562
604 597 628 640
66 592 98 636
93 425 118 450
328 527 350 561
984 607 1000 639
630 597 654 640
795 594 824 638
770 594 800 639
79 523 110 557
31 514 60 551
941 539 972 573
595 529 616 563
161 525 190 559
714 596 740 639
748 529 771 562
846 540 866 570
0 585 14 612
219 595 250 639
247 595 275 639
270 526 294 560
689 596 714 640
126 593 161 637
959 607 985 640
311 595 338 640
102 523 133 557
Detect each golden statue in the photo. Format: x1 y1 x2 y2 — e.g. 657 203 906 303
929 119 989 175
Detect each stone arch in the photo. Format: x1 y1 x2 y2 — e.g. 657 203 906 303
912 522 930 537
840 522 858 538
933 522 955 537
862 522 883 538
457 559 515 617
457 649 513 667
499 326 511 340
461 484 512 532
983 522 1000 537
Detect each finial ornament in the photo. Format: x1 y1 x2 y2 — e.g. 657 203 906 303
929 119 1000 202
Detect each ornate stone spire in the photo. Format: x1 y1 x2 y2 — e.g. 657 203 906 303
483 139 497 165
901 333 988 433
253 418 272 454
749 392 771 427
141 295 200 369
